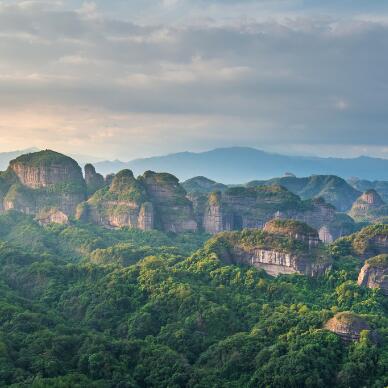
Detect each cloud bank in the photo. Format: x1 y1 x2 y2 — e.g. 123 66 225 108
0 0 387 159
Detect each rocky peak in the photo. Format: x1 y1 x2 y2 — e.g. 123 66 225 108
9 150 84 189
349 190 386 222
325 312 371 342
3 150 86 217
140 171 197 233
358 254 388 295
85 163 105 196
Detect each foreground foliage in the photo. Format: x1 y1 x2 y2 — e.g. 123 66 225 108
0 213 387 387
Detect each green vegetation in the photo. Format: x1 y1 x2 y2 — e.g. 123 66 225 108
367 254 388 268
10 149 80 169
248 175 361 211
182 176 227 194
264 219 318 236
90 170 148 205
0 213 386 387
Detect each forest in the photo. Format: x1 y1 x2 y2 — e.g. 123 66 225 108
0 211 387 387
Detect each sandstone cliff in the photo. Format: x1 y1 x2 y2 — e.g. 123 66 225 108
140 171 197 233
206 221 331 277
1 150 86 218
77 169 154 230
357 254 388 295
197 185 353 239
77 169 197 232
325 312 371 342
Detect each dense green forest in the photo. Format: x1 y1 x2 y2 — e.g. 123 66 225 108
0 211 387 387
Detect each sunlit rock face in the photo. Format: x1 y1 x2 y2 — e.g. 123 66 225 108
358 255 388 295
2 150 86 217
325 312 371 342
206 221 331 277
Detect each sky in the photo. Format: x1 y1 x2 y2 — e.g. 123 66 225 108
0 0 388 160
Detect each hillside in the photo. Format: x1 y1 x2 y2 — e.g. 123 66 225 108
247 175 361 212
93 147 388 181
0 213 386 386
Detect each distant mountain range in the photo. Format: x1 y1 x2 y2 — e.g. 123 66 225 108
92 147 388 182
0 148 39 171
1 147 387 182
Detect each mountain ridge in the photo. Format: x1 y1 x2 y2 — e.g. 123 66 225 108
91 147 388 182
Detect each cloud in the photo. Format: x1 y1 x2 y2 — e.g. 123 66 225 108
0 1 386 159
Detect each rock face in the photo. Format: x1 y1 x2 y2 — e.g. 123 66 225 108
325 312 371 342
196 185 353 239
1 150 86 218
77 169 197 232
35 208 69 226
349 190 388 223
358 254 388 295
207 221 331 277
84 164 105 196
140 171 197 233
77 169 153 230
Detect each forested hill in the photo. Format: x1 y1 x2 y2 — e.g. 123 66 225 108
93 147 388 181
0 212 387 387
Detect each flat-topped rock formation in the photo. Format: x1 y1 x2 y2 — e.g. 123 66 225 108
263 219 320 248
358 254 388 295
206 221 331 277
0 150 86 217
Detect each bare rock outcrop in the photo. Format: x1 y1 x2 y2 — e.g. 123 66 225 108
77 169 154 230
85 163 105 196
198 185 353 239
2 150 86 217
140 171 197 233
35 208 69 226
325 312 371 342
206 221 331 277
357 254 388 295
